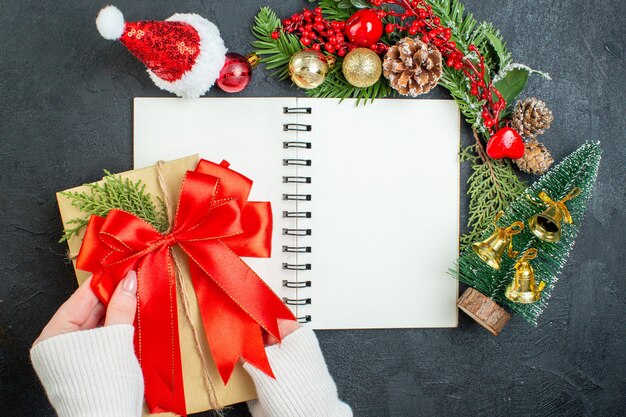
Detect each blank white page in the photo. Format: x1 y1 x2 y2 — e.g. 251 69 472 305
297 98 459 328
134 97 459 329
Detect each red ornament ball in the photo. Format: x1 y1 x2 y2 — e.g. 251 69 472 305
344 9 383 47
486 127 525 159
216 53 252 93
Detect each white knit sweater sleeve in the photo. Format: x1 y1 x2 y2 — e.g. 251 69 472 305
30 324 144 417
244 327 353 417
31 325 351 417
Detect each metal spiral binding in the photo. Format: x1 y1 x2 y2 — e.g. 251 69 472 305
283 193 311 201
283 280 312 288
283 211 311 218
283 107 312 114
283 297 312 305
283 123 311 132
297 315 312 323
283 228 312 236
283 263 311 271
283 176 311 184
283 245 311 253
283 141 311 149
283 158 311 166
282 106 313 322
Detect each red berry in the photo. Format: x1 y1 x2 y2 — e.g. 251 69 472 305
370 0 382 6
448 41 456 48
305 23 314 31
385 23 395 33
468 44 476 52
409 27 418 35
470 86 479 96
338 48 347 57
422 35 429 43
314 7 323 15
482 110 490 118
484 118 494 127
433 17 440 25
302 37 311 46
283 19 292 26
271 31 280 39
292 14 301 21
325 44 335 53
453 61 462 70
303 10 312 20
314 22 325 31
446 58 455 67
411 1 418 6
312 43 321 51
376 11 387 19
418 9 427 18
434 38 443 46
444 28 452 38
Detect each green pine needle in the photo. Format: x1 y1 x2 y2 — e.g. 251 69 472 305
251 7 304 80
60 171 169 242
452 142 602 325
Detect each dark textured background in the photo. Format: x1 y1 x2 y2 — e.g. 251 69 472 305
1 1 624 416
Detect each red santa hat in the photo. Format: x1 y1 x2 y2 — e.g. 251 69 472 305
96 5 226 98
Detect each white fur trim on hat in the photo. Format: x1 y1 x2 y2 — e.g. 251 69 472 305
96 5 125 41
148 13 227 98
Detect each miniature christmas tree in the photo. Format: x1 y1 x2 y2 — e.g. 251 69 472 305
454 142 602 334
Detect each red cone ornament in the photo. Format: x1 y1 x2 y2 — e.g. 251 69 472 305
486 127 525 159
216 53 253 93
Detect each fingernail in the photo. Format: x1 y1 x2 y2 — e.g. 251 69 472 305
122 270 137 294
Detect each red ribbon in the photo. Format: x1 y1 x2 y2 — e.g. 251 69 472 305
76 159 295 416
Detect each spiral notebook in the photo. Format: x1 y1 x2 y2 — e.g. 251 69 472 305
134 97 459 329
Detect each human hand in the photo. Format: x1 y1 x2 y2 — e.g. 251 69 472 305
265 318 301 346
34 270 138 345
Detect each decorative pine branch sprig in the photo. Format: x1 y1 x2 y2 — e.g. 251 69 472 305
453 142 602 325
60 171 169 242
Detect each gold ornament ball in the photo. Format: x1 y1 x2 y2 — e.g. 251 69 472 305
289 49 329 89
342 48 382 88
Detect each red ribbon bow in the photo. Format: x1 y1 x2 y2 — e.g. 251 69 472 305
76 159 295 416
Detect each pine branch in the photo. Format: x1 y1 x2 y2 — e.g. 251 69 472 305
305 58 394 103
314 0 357 21
60 171 169 242
460 130 525 248
453 142 602 325
252 7 304 80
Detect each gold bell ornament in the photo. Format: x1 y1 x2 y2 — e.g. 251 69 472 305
527 187 581 243
505 248 546 304
471 211 524 270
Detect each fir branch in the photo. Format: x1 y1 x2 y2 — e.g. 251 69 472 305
305 58 394 103
460 132 525 248
313 0 357 21
453 142 602 325
60 172 169 242
252 7 304 80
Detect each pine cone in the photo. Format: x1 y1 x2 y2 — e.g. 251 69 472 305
383 37 442 97
514 139 554 175
511 97 554 137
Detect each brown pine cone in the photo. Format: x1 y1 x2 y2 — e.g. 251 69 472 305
514 139 554 175
383 37 442 97
511 97 554 138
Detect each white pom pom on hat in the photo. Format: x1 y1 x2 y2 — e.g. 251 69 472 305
96 5 125 40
